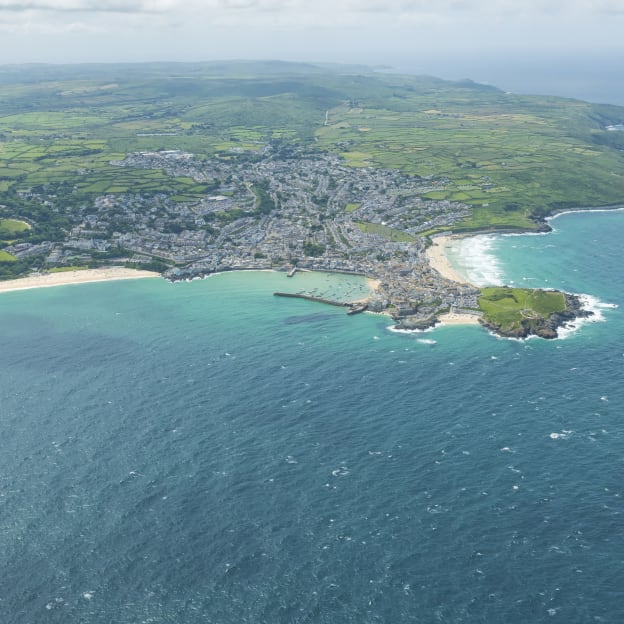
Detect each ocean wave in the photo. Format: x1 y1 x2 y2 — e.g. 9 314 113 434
546 206 624 223
556 294 615 340
501 230 551 238
455 235 505 286
387 325 435 335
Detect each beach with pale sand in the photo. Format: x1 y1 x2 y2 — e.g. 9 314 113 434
0 267 160 294
437 311 481 325
426 235 471 285
426 236 483 325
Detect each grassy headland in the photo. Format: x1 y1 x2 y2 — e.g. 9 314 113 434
478 287 578 339
0 61 623 290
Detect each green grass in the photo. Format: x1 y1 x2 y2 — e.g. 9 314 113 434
478 287 566 331
316 85 624 228
354 221 416 242
1 61 623 238
345 202 361 213
48 265 88 272
0 219 31 234
0 250 17 262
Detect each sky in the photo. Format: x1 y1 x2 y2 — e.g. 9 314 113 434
0 0 623 101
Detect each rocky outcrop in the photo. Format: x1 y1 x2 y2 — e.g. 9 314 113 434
392 315 438 331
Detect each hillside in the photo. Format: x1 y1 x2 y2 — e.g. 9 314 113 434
1 61 623 280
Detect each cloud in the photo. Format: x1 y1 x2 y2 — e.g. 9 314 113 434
0 0 173 12
0 0 621 64
1 0 622 20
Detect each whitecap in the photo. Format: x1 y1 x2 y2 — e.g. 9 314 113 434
546 206 624 224
417 338 437 345
331 466 350 477
555 293 613 339
549 430 573 440
455 234 505 286
387 325 435 334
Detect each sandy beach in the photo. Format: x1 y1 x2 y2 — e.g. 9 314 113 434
367 277 381 294
0 267 160 294
425 237 482 324
426 235 471 285
437 311 482 325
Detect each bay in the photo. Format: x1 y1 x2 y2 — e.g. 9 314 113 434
1 213 623 623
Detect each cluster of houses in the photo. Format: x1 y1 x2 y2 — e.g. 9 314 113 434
9 147 482 317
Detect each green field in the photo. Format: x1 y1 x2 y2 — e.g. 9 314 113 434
354 221 416 242
478 287 566 332
0 250 17 262
0 218 30 235
1 60 624 250
48 265 88 272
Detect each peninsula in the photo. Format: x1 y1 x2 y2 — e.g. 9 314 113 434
1 62 623 337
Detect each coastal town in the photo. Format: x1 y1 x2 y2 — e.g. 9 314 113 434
3 145 482 327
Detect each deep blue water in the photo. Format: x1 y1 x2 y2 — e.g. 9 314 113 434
1 211 623 623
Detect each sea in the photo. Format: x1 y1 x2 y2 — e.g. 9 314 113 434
1 209 623 623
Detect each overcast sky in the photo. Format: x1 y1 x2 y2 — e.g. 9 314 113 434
0 1 622 71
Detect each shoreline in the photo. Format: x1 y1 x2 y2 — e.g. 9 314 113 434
425 235 474 285
0 267 160 294
546 204 624 223
436 311 482 326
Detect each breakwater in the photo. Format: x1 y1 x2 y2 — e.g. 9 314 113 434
273 292 368 314
274 292 350 307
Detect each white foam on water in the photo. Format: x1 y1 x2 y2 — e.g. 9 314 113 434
546 206 624 224
331 466 350 477
387 325 435 335
556 294 615 340
454 235 505 286
549 430 573 440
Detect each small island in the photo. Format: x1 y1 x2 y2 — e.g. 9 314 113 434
477 287 592 339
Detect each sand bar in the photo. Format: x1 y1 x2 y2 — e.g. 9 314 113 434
426 235 472 285
0 267 160 294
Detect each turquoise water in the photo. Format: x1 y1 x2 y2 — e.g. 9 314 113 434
1 212 623 622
